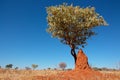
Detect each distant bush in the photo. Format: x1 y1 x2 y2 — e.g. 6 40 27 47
54 68 57 70
47 67 51 70
25 67 31 70
59 62 67 70
101 67 110 71
15 67 19 70
92 67 102 71
92 67 117 71
67 68 72 71
5 64 13 69
31 64 38 70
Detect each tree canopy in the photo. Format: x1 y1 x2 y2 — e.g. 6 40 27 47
46 3 107 49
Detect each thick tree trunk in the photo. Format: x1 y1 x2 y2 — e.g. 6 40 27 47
71 48 77 64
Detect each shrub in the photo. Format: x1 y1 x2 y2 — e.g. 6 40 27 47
5 64 13 69
59 62 67 70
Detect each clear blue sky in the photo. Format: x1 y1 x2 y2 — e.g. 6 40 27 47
0 0 120 69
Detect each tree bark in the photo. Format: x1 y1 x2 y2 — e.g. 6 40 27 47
71 48 77 64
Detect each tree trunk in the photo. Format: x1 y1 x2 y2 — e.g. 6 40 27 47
71 48 77 64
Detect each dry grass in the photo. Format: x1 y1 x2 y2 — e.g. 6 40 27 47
0 69 120 80
93 71 120 80
0 69 63 80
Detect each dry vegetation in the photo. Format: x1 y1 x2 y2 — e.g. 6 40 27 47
100 70 120 77
0 69 63 80
0 69 120 80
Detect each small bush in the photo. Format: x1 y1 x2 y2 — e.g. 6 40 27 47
59 62 67 70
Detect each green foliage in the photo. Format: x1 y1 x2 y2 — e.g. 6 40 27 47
46 3 108 49
31 64 38 70
5 64 13 69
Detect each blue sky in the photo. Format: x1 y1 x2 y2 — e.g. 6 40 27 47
0 0 120 69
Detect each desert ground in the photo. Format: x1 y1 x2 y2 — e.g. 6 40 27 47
0 69 120 80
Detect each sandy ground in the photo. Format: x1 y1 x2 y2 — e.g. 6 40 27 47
0 69 120 80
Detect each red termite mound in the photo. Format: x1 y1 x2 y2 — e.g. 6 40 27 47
60 49 103 80
75 49 91 71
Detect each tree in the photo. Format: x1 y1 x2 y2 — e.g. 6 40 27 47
5 64 13 69
59 62 67 70
31 64 38 70
46 3 107 64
